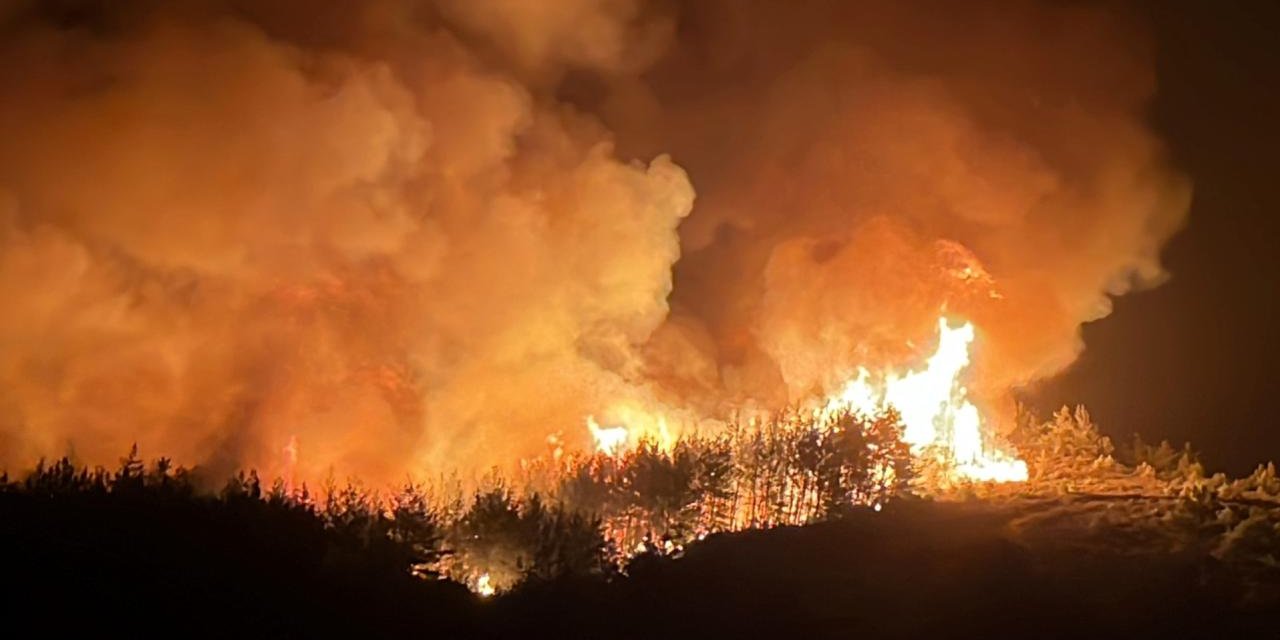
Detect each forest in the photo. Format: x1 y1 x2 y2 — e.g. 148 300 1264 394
3 407 1279 636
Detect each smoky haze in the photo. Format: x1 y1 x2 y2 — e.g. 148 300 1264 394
0 0 1188 482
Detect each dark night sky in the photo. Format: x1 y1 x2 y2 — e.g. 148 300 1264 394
1037 1 1280 474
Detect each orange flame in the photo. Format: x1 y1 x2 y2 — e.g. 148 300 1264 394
822 318 1027 482
586 402 678 455
584 316 1026 484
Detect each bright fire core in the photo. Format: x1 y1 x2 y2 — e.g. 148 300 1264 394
821 318 1028 483
588 317 1028 484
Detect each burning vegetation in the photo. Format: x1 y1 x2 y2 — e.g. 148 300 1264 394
6 402 1279 606
0 0 1189 487
5 0 1271 632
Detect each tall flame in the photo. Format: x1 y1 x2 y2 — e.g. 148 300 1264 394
822 318 1027 483
584 317 1025 484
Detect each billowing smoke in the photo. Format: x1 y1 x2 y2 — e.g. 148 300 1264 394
599 0 1190 420
0 0 1188 481
0 0 693 480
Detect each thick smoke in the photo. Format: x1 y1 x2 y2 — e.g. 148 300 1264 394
0 0 693 480
598 0 1190 419
0 0 1187 481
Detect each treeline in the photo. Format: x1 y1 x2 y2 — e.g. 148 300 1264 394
2 448 611 597
10 404 1275 601
1 408 914 596
4 405 1279 633
1 450 476 635
1007 405 1280 601
545 410 912 560
1010 404 1280 503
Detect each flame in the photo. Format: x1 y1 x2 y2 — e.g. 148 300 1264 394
475 573 495 597
586 416 630 456
823 317 1027 483
586 402 678 456
583 317 1024 483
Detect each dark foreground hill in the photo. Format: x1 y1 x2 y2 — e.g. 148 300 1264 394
491 498 1279 639
3 491 1276 639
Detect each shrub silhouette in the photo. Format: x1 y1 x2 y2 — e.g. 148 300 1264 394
2 413 1279 636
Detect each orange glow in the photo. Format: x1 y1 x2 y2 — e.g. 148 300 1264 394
586 402 678 456
582 316 1026 484
822 318 1027 483
475 573 495 597
586 416 630 456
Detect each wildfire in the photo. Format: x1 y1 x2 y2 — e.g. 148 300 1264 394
822 318 1027 483
582 317 1025 484
586 403 678 455
474 573 496 597
586 416 630 456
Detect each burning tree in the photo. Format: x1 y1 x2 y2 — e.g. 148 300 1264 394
548 407 915 563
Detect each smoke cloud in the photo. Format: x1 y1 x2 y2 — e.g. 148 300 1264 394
0 0 1187 481
598 0 1189 419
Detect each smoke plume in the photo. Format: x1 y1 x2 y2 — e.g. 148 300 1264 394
599 0 1189 420
0 0 1188 481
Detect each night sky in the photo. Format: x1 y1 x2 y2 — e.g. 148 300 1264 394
1039 0 1280 474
